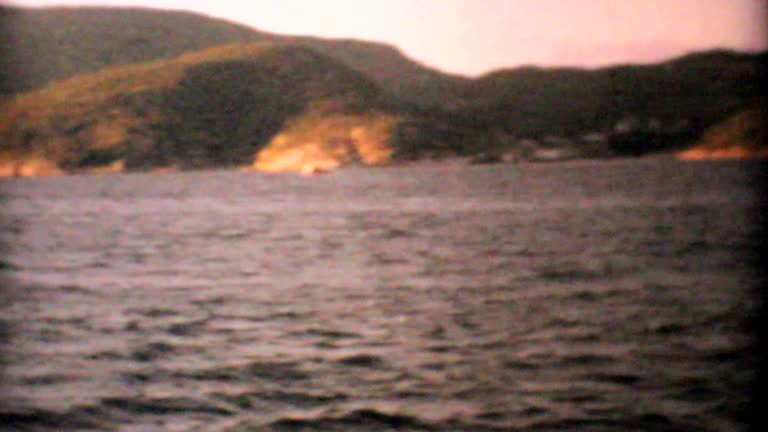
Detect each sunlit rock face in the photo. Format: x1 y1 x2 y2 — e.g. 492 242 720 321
0 155 62 177
676 102 767 160
676 145 768 160
0 155 127 177
252 113 401 173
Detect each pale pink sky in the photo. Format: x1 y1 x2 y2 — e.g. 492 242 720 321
8 0 768 75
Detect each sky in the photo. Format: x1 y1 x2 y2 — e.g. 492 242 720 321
8 0 768 76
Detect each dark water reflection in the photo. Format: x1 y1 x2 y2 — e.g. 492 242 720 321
0 158 760 431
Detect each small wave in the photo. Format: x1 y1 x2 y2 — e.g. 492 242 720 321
675 239 712 255
247 361 310 380
175 360 310 382
297 327 362 339
668 386 724 403
215 229 252 239
702 346 752 363
58 284 95 294
166 319 208 336
555 353 618 367
190 295 229 307
262 407 517 432
568 288 628 302
126 307 178 318
426 344 454 353
550 392 602 404
647 321 689 335
503 359 540 370
0 406 109 431
41 315 89 326
101 396 235 415
535 257 638 282
266 310 308 320
368 253 410 265
34 327 67 343
535 262 601 281
130 341 176 362
0 259 20 270
583 372 643 386
645 239 716 258
85 350 123 360
19 373 79 386
272 234 305 242
504 351 618 371
172 366 243 382
264 409 436 432
378 228 417 239
526 414 686 431
335 354 386 368
263 390 348 406
215 390 348 409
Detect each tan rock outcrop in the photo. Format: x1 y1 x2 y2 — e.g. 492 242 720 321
253 113 401 173
676 102 767 160
0 155 63 177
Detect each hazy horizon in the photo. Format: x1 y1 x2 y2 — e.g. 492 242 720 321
6 0 768 76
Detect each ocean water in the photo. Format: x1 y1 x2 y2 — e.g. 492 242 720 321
0 157 761 431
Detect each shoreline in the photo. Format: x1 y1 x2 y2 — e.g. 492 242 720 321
2 153 764 180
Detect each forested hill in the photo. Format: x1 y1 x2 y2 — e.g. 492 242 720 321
443 50 766 151
0 6 468 106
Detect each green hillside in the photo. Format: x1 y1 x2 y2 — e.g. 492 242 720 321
0 42 406 174
0 6 270 93
0 6 467 106
450 50 765 155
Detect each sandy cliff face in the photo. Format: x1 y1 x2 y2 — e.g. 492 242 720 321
676 102 767 160
0 155 62 177
676 145 768 160
252 113 401 173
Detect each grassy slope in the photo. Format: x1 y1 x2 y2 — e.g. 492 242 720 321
0 6 467 106
0 41 406 173
0 6 270 93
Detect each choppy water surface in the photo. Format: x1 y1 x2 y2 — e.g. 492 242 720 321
0 158 760 431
